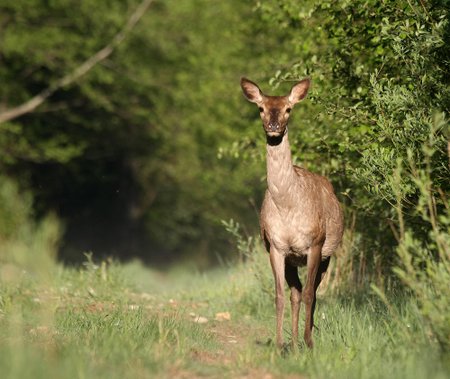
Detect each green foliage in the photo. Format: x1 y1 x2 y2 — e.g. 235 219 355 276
0 0 160 261
269 0 448 201
0 0 285 263
0 177 33 240
0 176 61 275
135 0 280 260
392 121 450 351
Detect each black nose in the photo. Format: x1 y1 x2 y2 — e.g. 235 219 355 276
268 122 278 131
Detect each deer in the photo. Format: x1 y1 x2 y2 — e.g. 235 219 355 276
240 77 344 350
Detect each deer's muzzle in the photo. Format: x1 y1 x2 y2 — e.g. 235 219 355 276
268 122 279 132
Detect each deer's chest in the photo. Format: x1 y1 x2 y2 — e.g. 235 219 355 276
260 191 324 255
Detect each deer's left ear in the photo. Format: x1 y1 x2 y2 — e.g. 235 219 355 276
240 77 264 104
288 78 311 104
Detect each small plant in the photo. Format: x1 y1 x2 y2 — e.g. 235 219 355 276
221 218 273 315
221 219 258 263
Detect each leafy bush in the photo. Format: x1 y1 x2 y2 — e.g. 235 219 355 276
393 119 450 352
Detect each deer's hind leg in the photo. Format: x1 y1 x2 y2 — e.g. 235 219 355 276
303 251 330 348
285 262 302 350
311 257 330 339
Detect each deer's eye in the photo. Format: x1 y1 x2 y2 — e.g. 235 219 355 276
258 107 264 113
286 108 292 113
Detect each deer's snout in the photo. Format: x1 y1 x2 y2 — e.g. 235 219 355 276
268 121 279 132
265 120 285 137
265 113 286 136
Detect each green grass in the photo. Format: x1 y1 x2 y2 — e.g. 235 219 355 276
0 253 448 379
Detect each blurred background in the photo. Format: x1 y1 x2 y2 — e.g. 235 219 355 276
0 0 448 274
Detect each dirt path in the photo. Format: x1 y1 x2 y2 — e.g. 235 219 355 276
183 306 306 379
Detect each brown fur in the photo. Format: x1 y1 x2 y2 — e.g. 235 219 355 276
241 77 344 350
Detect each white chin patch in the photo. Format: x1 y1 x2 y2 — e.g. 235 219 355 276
267 131 282 137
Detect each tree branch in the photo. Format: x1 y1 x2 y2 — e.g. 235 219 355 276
0 0 154 124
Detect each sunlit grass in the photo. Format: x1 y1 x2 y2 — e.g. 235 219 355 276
121 254 449 379
0 252 449 379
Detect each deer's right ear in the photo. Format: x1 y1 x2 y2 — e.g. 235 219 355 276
240 77 264 104
288 78 311 104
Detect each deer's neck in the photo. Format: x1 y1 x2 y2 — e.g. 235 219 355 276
266 131 297 197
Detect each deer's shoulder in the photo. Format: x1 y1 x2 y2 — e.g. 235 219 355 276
293 165 337 196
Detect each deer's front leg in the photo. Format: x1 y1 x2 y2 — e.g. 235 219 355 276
285 263 302 350
270 248 285 348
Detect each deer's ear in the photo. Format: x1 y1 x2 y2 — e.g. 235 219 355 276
288 78 311 104
240 77 264 104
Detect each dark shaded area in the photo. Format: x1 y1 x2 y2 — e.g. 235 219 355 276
29 159 146 264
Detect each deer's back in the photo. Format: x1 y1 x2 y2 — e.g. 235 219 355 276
260 165 343 260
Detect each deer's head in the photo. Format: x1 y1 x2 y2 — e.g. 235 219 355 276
240 77 310 138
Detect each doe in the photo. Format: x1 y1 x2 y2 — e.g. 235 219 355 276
240 77 344 350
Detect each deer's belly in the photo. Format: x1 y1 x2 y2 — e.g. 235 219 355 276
267 224 316 254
